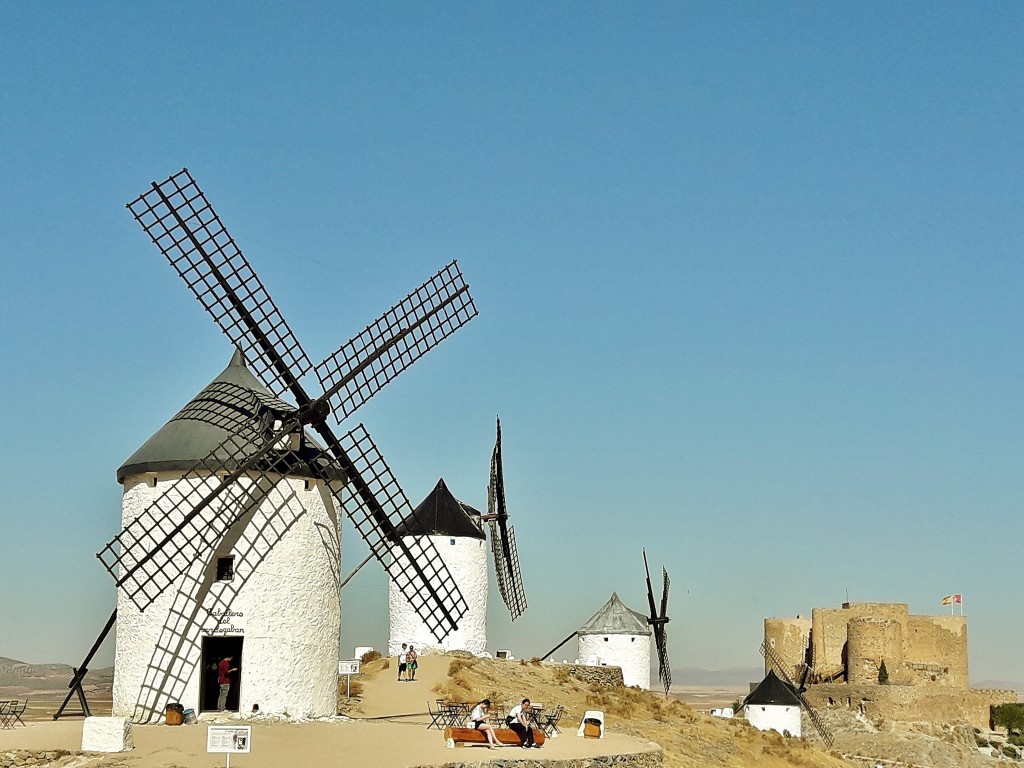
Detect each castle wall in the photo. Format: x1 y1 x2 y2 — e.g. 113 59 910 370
763 617 810 679
810 603 909 675
114 472 341 723
388 534 488 656
578 633 651 690
847 617 905 685
903 615 968 687
771 602 968 692
804 684 1016 732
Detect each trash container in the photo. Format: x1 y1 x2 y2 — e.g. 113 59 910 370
183 708 197 724
165 703 185 726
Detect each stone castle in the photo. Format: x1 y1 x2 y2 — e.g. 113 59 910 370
764 601 967 687
763 602 1016 730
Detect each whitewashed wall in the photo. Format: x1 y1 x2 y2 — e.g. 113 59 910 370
577 632 651 690
745 703 801 737
113 471 341 722
387 534 487 656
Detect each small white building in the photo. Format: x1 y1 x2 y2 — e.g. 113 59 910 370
112 351 343 722
577 593 652 690
387 479 488 656
742 670 802 738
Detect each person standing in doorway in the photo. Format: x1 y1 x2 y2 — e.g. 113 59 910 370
217 655 237 711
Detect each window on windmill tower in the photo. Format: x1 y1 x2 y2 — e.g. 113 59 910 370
450 538 456 545
216 556 235 581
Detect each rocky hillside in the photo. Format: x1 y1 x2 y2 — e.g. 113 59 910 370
352 654 1011 768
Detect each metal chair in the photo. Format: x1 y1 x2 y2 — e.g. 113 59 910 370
11 700 27 727
540 704 564 736
0 701 15 729
427 700 448 730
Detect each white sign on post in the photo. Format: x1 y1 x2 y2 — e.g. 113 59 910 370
338 659 361 697
207 725 251 768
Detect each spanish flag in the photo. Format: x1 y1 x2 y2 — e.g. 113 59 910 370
941 594 962 605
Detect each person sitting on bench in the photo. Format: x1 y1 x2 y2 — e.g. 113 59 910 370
507 698 538 748
469 699 501 749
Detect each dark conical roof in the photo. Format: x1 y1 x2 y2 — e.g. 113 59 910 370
578 592 652 636
395 478 485 539
117 350 344 483
742 670 802 707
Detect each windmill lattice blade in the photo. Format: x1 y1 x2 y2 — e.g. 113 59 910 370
336 424 468 640
97 418 307 611
660 568 670 622
656 627 672 693
127 169 314 400
488 520 527 620
315 261 478 421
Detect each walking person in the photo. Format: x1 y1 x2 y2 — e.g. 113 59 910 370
507 698 538 748
216 655 237 711
397 643 408 681
407 645 418 682
469 699 502 749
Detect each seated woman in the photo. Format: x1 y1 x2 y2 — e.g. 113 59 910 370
469 699 501 749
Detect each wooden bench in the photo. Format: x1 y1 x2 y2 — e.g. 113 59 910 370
443 726 545 748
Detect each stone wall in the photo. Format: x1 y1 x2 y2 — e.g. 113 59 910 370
847 617 904 685
408 744 662 768
903 615 968 687
772 602 969 689
763 617 810 679
804 683 1017 731
0 751 77 768
558 663 625 688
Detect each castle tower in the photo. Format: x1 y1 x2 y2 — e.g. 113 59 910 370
577 592 652 689
112 351 343 722
387 479 487 656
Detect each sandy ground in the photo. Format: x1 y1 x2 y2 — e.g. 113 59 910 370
0 656 658 767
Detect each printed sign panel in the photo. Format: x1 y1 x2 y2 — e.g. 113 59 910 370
338 659 361 675
207 725 252 754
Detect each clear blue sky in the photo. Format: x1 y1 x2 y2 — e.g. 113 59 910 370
1 3 1021 685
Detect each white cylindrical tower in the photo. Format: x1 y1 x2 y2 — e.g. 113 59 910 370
111 351 343 722
577 593 652 690
388 479 487 656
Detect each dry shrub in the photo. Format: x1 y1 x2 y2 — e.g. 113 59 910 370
360 649 382 664
552 666 571 685
362 657 389 674
448 657 477 676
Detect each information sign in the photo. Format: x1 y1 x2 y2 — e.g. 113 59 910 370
207 725 252 768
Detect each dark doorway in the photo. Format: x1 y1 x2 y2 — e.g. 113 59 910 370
201 636 243 713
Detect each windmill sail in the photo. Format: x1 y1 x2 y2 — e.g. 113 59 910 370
487 417 527 620
643 548 672 695
110 168 478 640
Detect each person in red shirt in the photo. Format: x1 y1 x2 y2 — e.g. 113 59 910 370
217 656 237 711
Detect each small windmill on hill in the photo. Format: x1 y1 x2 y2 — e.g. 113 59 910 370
58 168 478 721
537 549 671 692
760 640 834 748
484 417 527 621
